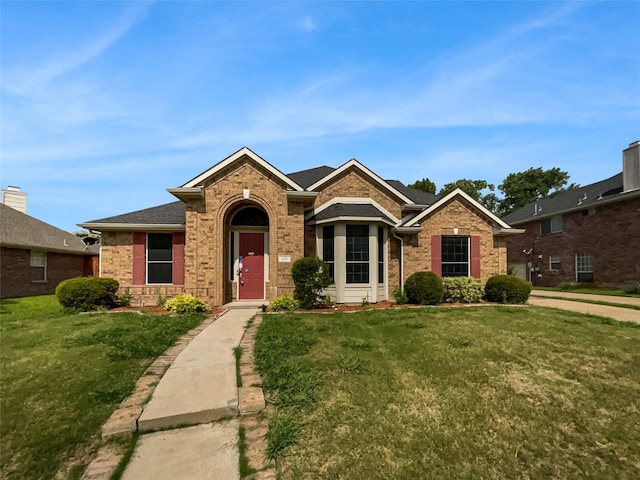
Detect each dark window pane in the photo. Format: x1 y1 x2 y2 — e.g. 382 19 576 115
577 272 594 282
231 207 269 226
148 234 173 261
346 225 369 261
346 263 369 284
442 264 469 277
378 227 384 284
148 263 172 284
323 226 334 261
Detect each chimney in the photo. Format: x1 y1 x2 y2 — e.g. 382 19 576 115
1 186 28 214
623 141 640 192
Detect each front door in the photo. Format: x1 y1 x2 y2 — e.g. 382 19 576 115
238 233 265 299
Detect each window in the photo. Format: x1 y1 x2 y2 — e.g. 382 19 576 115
549 255 562 270
346 225 369 283
576 254 593 282
147 233 173 284
541 215 563 234
378 227 384 284
322 226 335 282
30 251 46 282
441 236 469 277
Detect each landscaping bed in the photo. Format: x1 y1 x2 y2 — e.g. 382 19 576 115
255 307 640 479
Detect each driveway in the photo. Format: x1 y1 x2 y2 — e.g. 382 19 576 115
529 290 640 324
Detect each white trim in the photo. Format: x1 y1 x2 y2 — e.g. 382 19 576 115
77 223 185 232
307 158 414 204
182 147 304 191
166 187 204 200
305 197 401 224
407 188 512 229
30 250 47 282
311 216 396 226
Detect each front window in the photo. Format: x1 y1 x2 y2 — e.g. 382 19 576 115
441 236 469 277
346 225 369 284
549 255 562 270
322 226 335 282
378 227 384 284
576 253 593 282
30 251 46 282
147 233 173 284
541 215 563 234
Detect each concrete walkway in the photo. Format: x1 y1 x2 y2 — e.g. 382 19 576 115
529 290 640 324
122 304 260 480
531 289 640 306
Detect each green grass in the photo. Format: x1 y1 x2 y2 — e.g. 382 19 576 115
238 425 257 478
0 295 205 480
255 308 640 479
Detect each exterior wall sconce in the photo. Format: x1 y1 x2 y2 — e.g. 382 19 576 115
243 188 250 199
453 227 459 235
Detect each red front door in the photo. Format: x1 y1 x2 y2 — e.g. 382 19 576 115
238 233 265 299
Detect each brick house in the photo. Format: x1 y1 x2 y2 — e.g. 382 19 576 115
79 147 523 306
504 141 640 287
0 197 99 299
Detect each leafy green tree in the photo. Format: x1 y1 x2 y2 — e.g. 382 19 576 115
498 167 569 216
438 179 498 212
407 177 436 194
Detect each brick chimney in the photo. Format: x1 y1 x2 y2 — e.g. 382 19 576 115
623 141 640 192
1 186 28 213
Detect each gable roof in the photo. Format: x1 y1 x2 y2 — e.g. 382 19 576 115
78 201 186 231
306 158 414 204
503 173 638 225
179 147 304 192
308 203 395 225
1 204 93 255
385 180 439 205
287 166 336 189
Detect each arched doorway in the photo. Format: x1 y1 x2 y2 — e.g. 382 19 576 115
227 205 269 301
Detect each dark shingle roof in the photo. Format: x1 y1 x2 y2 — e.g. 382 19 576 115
385 180 439 205
286 166 336 189
503 173 624 225
83 201 186 225
311 203 394 223
0 204 94 255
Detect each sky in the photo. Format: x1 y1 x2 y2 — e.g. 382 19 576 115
2 1 639 233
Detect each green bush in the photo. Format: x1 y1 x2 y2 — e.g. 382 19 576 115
270 296 300 312
291 257 332 309
55 276 120 311
164 293 208 314
404 271 444 305
443 277 484 303
392 285 408 305
484 275 531 304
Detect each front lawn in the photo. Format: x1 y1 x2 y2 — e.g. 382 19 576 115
255 307 640 479
0 295 205 480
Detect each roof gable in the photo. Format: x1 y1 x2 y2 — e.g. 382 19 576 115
181 147 303 191
1 204 92 254
287 166 336 189
307 159 414 204
78 201 186 231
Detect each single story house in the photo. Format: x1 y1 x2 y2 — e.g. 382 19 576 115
79 147 523 306
504 140 640 287
0 195 99 299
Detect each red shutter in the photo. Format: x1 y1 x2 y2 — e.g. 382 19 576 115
173 232 185 285
470 236 481 279
431 235 442 277
133 232 146 285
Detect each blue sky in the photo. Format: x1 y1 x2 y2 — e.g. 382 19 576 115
2 1 639 232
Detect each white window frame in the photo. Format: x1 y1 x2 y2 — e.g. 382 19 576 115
549 255 562 270
541 215 563 234
441 236 470 277
30 250 47 282
575 253 593 282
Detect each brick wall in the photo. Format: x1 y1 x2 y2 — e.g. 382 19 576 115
0 247 88 298
403 198 506 282
506 196 640 286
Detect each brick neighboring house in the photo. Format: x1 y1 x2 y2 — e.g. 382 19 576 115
79 147 523 306
504 141 640 287
0 199 99 299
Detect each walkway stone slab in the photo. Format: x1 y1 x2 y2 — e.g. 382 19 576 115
532 289 640 306
121 420 240 480
138 308 256 431
529 297 640 324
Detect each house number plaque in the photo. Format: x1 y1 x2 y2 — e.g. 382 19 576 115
278 255 291 263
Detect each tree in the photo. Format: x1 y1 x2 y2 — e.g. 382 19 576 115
438 179 498 212
407 177 436 194
497 167 569 216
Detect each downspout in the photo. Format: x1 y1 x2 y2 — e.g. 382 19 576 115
392 230 404 290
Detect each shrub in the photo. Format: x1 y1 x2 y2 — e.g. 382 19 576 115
558 281 581 291
56 276 120 311
116 290 133 307
484 275 531 304
392 286 408 305
164 293 207 314
291 257 332 309
404 271 444 305
270 296 300 312
443 277 484 303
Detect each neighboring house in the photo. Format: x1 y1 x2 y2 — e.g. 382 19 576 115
79 147 523 306
0 192 99 299
504 141 640 287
